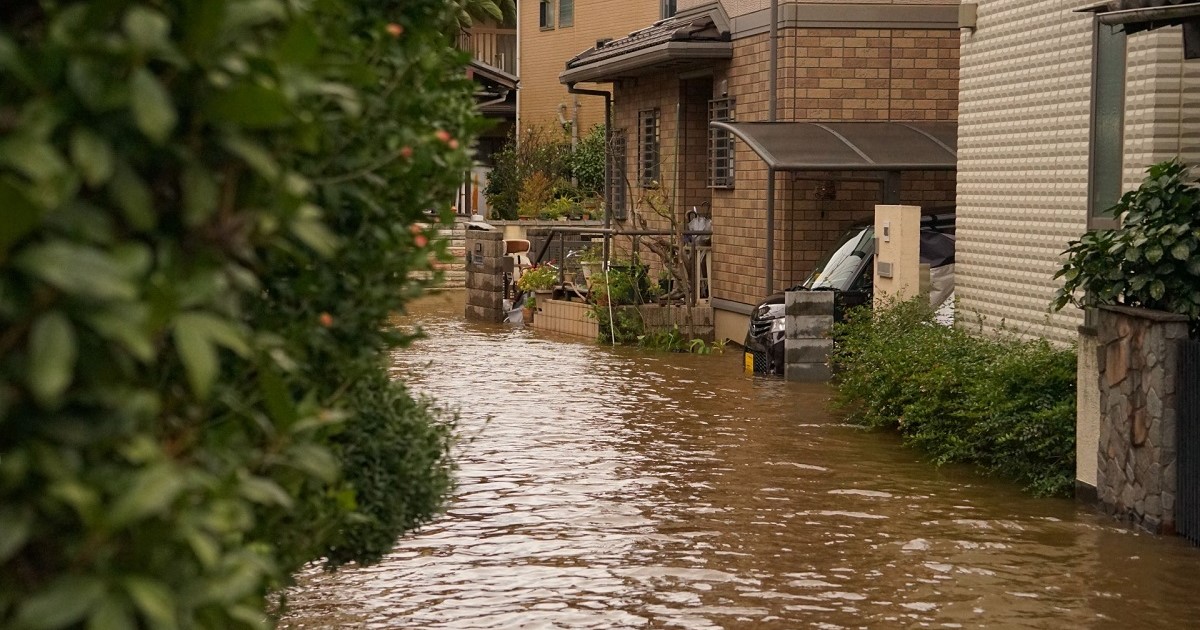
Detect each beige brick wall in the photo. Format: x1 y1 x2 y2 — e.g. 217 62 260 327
957 3 1199 345
518 0 660 131
611 24 958 307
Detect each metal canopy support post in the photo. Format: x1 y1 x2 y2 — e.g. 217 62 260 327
766 167 775 295
769 0 779 122
882 170 902 205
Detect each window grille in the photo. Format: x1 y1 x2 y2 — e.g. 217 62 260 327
708 97 735 189
638 109 660 188
610 131 629 221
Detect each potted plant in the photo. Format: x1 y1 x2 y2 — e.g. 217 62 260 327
578 243 604 282
517 263 558 302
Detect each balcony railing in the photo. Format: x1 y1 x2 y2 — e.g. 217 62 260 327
458 27 517 75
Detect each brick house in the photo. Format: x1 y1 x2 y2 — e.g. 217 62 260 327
559 0 961 342
955 1 1200 346
518 0 671 132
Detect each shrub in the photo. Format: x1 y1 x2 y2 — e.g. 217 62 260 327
485 126 571 220
831 299 1077 496
571 124 606 198
0 0 469 626
1054 160 1200 334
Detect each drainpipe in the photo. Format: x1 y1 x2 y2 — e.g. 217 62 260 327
567 83 613 264
769 0 778 121
515 1 521 134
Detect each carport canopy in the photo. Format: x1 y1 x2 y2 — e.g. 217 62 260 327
708 121 958 296
709 121 957 172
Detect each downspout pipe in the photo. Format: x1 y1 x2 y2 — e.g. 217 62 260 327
567 82 613 264
769 0 778 121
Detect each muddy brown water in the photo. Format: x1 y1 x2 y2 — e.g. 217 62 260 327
282 292 1200 629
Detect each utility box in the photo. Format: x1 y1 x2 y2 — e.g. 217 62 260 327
873 205 924 308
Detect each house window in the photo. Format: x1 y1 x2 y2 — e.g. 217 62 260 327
709 97 735 188
639 109 660 187
539 0 554 29
611 130 629 221
661 0 677 19
558 0 574 27
1089 22 1126 228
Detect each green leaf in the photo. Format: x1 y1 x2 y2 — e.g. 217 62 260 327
16 241 138 301
109 162 155 230
174 317 218 398
291 217 339 257
182 164 219 226
0 136 70 182
123 6 171 52
1145 244 1164 264
123 577 178 630
1188 257 1200 276
85 306 155 362
130 68 177 143
203 82 291 128
238 474 294 508
28 311 77 407
87 598 134 630
1150 279 1166 301
0 507 33 563
1171 241 1191 261
0 178 41 254
15 576 104 629
222 136 279 179
108 463 185 527
70 129 115 187
176 312 250 356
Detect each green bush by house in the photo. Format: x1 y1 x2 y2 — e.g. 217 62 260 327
1 0 475 626
831 299 1077 497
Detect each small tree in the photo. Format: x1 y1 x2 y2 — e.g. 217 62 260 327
1054 160 1200 333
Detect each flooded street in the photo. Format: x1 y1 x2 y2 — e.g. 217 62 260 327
283 293 1200 629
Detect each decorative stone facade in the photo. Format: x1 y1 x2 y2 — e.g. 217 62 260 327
1094 305 1189 534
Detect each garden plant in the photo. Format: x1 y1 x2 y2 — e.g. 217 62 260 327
0 0 479 626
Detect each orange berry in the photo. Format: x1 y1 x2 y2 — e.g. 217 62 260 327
319 312 334 328
448 139 459 150
414 234 428 248
386 23 403 37
435 129 452 143
399 146 413 159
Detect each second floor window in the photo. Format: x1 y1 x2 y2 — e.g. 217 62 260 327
639 109 660 187
559 0 574 27
540 0 554 29
661 0 677 19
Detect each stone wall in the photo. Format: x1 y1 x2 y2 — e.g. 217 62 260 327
1094 305 1190 534
784 290 835 382
464 229 506 323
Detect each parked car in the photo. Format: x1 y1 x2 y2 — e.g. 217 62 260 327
743 213 955 376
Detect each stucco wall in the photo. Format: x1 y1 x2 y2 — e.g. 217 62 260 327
956 3 1200 345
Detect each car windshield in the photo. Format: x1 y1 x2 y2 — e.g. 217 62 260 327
801 226 875 291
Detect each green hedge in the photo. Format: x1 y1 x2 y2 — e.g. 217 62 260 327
831 299 1077 496
1 1 471 627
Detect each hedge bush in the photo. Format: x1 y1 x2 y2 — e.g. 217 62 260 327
831 299 1077 496
1 0 471 627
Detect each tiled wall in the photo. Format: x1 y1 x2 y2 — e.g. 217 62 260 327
532 299 600 339
956 3 1199 344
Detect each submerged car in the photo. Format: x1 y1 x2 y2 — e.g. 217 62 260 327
744 215 955 376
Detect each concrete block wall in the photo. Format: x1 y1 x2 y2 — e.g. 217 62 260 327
465 230 507 322
784 289 835 382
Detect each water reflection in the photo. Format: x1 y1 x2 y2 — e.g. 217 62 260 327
283 292 1200 629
